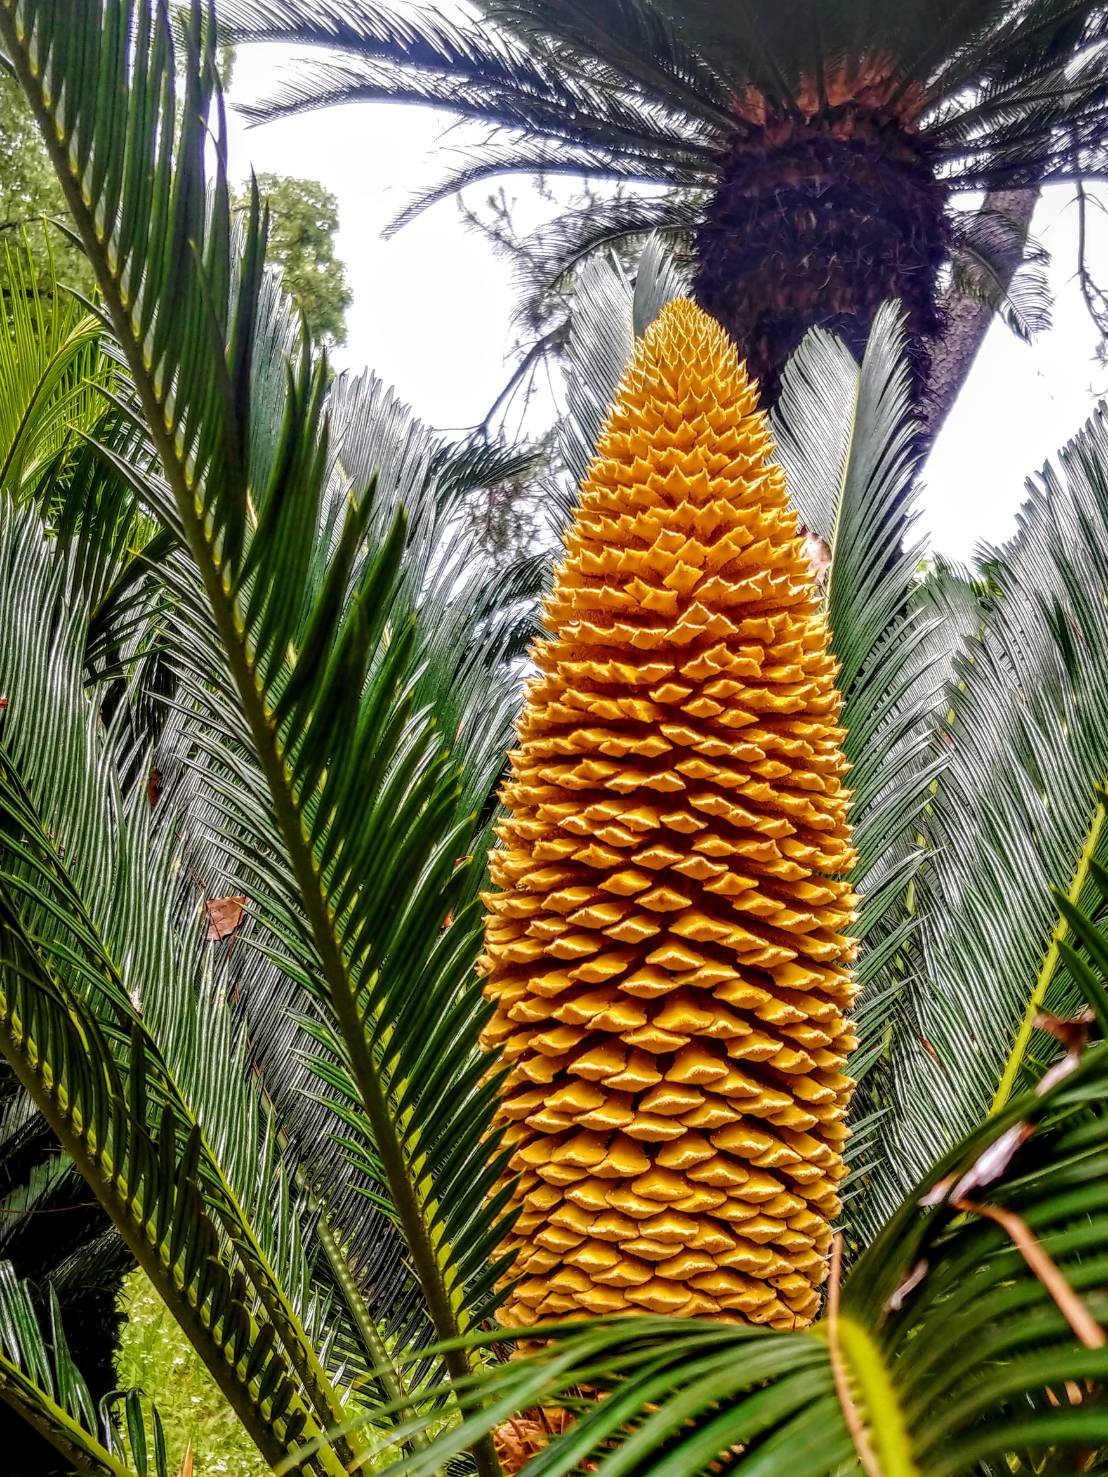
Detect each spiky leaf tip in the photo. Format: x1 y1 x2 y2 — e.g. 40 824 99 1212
481 299 857 1331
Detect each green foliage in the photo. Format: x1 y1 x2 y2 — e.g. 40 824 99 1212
237 173 351 346
116 1271 268 1477
0 1261 166 1477
2 3 1108 1476
364 1007 1108 1474
0 75 94 295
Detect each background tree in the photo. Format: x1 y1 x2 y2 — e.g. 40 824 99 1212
238 173 352 347
0 74 94 294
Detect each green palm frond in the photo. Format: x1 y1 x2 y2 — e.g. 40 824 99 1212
770 307 939 1106
864 407 1108 1230
559 240 688 495
141 357 536 1362
0 4 535 1470
0 234 108 502
0 501 355 1472
220 0 1108 239
387 150 706 244
218 0 1108 418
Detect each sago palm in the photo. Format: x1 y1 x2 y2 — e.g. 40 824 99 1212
222 0 1105 409
0 3 1107 1475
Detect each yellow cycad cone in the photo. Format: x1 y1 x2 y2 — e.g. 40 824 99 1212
480 299 857 1333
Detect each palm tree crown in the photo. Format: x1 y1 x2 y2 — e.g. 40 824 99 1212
225 0 1108 402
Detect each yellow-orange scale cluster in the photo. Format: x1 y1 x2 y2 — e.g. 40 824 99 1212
480 299 857 1333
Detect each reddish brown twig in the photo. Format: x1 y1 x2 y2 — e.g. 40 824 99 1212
956 1197 1106 1350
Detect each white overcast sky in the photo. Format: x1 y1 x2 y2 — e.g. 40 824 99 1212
223 43 1108 563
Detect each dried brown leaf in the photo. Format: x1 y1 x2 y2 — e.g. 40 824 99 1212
957 1197 1106 1350
205 895 247 941
887 1257 929 1311
798 525 832 589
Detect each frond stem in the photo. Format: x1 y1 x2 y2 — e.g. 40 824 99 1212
834 1310 919 1477
825 1235 884 1477
312 1199 428 1454
991 791 1107 1114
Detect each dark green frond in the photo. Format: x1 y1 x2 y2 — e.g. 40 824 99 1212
0 1262 162 1477
0 499 352 1471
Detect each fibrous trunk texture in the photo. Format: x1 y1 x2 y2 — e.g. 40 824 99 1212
692 104 948 404
481 299 856 1334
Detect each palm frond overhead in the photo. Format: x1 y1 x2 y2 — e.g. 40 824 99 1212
227 0 1108 186
222 0 1108 402
947 203 1053 343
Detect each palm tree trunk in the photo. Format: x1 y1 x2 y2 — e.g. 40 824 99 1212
691 108 948 405
920 187 1041 437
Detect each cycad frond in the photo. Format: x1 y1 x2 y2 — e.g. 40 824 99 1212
770 308 941 1131
867 407 1108 1227
948 204 1052 342
0 503 352 1472
0 235 108 503
0 1262 165 1477
0 4 526 1470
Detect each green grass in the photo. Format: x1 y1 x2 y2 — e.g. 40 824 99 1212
115 1269 270 1477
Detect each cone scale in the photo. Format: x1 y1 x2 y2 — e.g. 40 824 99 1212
481 300 856 1332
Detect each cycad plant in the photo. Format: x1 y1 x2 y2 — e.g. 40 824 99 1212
222 0 1105 411
0 3 1108 1476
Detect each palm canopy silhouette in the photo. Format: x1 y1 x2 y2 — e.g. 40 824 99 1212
225 0 1108 404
